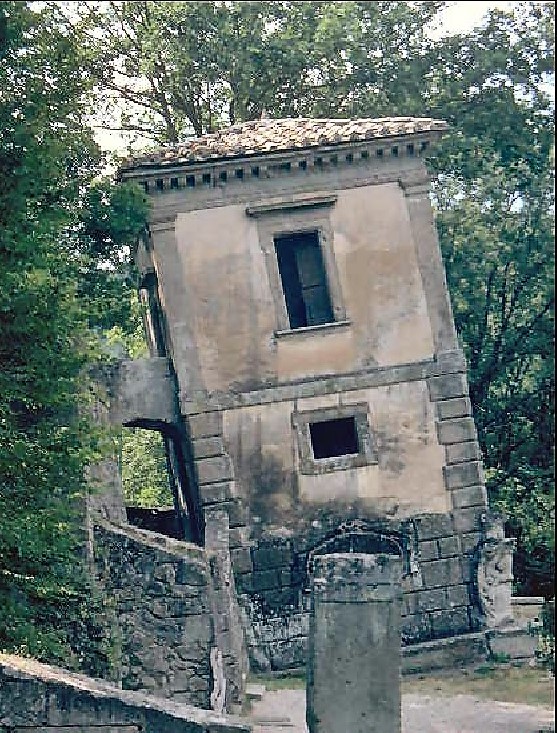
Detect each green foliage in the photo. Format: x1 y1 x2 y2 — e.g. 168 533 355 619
121 428 173 508
429 3 554 595
59 1 443 143
0 1 147 670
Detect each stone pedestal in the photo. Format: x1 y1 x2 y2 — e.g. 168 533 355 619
307 553 402 733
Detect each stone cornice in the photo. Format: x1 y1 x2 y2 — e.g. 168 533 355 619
121 134 436 197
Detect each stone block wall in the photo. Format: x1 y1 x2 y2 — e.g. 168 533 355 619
92 521 214 707
233 508 485 672
0 653 250 733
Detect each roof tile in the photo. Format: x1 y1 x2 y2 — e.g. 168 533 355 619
121 116 448 171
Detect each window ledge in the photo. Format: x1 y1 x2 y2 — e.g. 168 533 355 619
300 454 379 475
275 319 351 339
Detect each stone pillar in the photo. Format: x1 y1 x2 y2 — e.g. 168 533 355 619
307 553 402 733
205 506 249 713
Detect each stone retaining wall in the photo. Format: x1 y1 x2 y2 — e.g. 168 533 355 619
92 521 214 706
0 653 250 733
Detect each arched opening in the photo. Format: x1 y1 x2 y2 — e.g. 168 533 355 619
301 520 408 605
120 424 202 544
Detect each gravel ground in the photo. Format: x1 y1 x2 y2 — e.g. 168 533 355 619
248 688 555 733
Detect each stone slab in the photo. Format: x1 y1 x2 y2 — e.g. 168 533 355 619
0 654 251 733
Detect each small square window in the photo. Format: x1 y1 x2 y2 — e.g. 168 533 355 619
292 404 378 474
310 417 359 459
274 230 334 329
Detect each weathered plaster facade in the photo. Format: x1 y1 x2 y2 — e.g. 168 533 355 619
117 117 503 673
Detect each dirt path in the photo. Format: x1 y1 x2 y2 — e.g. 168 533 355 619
248 688 555 732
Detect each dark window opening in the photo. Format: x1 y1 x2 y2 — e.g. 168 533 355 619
309 417 359 459
274 231 334 329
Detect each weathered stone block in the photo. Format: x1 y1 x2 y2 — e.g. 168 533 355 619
460 531 481 554
401 613 432 645
443 461 484 489
196 455 233 485
413 514 454 540
418 539 439 561
437 535 460 558
252 569 280 592
430 607 470 637
252 542 292 570
445 440 482 464
228 526 250 549
485 627 538 661
421 558 462 589
401 632 487 673
446 584 470 608
428 373 468 401
199 480 236 505
452 507 483 534
113 357 178 428
432 349 467 373
192 436 225 459
414 588 447 612
231 547 253 575
436 396 472 420
187 410 222 439
459 554 476 583
450 484 487 510
437 417 477 445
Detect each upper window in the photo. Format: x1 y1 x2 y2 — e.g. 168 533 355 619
246 193 348 335
274 231 334 329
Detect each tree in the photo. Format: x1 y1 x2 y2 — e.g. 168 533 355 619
0 1 147 668
427 3 555 595
57 1 443 143
14 1 554 600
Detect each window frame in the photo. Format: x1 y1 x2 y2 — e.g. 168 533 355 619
292 403 378 475
274 229 334 330
247 194 347 334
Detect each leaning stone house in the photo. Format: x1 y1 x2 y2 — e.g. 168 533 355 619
113 117 492 677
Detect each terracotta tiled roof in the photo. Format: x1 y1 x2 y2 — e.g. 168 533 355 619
122 116 448 170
